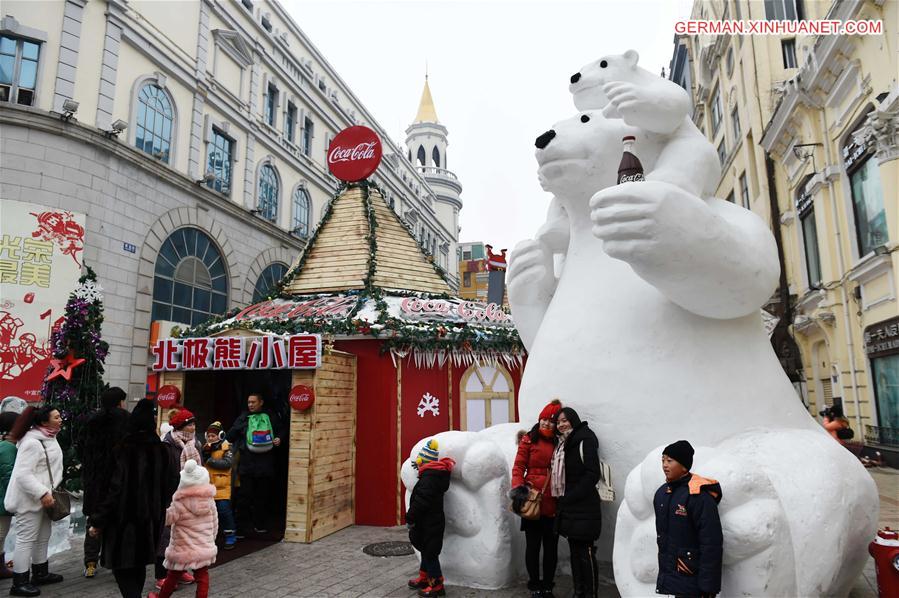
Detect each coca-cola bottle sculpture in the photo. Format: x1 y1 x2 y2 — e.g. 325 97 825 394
617 135 645 184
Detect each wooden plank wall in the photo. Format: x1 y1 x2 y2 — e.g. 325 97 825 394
284 350 357 543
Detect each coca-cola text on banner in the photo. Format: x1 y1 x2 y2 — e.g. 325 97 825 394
327 126 382 182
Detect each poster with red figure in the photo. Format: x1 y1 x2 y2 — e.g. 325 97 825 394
0 200 85 401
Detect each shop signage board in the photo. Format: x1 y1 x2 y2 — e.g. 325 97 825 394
0 200 86 400
327 126 383 182
151 334 322 371
390 296 513 326
864 316 899 358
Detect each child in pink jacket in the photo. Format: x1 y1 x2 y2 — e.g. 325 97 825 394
151 459 218 598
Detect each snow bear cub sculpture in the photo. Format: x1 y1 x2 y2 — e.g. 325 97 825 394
569 49 720 199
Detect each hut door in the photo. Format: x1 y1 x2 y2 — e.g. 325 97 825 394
460 364 514 432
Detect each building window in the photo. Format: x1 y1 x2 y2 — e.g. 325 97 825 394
725 190 735 203
711 86 723 136
152 228 228 326
739 173 750 208
0 36 39 106
417 146 426 166
241 0 253 9
302 116 313 156
734 0 741 20
463 271 472 287
286 102 297 142
800 206 822 288
265 83 277 127
872 354 899 444
725 47 734 77
848 155 888 256
252 262 288 303
717 140 727 165
291 186 310 238
432 147 441 168
135 84 174 163
765 0 799 20
206 129 233 194
257 164 279 222
462 249 472 260
782 39 797 69
731 107 741 141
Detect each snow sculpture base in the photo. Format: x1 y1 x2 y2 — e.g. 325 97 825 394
615 431 878 597
402 424 524 589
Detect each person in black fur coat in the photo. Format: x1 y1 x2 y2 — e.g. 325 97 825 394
77 387 130 578
88 399 178 598
551 407 602 598
406 439 455 598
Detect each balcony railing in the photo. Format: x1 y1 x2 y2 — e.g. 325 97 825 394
417 165 458 182
865 425 899 447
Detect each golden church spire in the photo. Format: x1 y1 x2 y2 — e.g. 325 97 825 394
414 75 439 124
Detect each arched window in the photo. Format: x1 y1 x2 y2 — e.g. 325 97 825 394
417 145 426 166
291 186 311 238
135 84 174 163
432 147 441 168
460 364 515 431
258 164 279 222
252 262 288 303
152 228 229 326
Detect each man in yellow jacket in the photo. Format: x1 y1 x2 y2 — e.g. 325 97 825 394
203 422 236 550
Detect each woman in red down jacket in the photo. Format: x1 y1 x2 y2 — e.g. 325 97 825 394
511 399 562 598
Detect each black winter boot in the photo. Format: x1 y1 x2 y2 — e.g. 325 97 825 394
9 572 40 596
30 563 62 586
542 579 556 598
569 550 585 598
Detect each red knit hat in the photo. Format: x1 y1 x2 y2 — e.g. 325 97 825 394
539 399 562 421
169 408 196 430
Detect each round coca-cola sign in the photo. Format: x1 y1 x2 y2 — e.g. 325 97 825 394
156 385 181 409
327 126 382 182
289 385 315 411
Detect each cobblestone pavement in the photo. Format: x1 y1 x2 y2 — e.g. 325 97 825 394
7 466 895 597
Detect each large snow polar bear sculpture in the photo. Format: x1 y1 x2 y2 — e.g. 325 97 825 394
402 53 879 596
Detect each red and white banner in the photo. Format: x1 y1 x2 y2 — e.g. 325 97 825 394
151 334 322 372
0 200 86 401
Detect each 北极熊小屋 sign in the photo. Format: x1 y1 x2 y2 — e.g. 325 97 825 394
151 334 322 371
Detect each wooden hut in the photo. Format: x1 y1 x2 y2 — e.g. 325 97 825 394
152 183 524 542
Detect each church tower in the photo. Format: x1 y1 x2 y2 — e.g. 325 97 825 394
405 75 463 255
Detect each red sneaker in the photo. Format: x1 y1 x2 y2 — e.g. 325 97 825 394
418 577 445 597
407 570 428 589
178 571 195 585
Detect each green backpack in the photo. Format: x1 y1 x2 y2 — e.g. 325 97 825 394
246 413 274 453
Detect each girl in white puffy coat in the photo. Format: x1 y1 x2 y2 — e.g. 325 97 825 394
4 406 65 596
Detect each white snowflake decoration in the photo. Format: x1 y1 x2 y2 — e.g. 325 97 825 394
417 392 440 418
74 280 103 303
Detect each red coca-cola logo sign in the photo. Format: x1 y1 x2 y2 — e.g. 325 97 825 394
156 385 181 409
289 385 315 411
327 126 382 182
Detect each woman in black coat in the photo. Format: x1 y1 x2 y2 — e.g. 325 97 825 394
550 407 602 598
88 399 178 598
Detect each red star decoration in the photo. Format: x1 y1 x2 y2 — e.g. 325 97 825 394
47 351 86 382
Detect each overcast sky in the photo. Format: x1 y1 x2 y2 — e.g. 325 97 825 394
285 0 694 250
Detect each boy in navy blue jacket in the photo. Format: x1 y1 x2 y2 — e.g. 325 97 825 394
654 440 723 598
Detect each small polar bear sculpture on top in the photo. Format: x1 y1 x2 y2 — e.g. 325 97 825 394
569 49 720 199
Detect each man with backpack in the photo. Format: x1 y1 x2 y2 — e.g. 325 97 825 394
226 393 285 535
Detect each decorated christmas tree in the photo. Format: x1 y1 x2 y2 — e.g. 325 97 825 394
41 266 109 492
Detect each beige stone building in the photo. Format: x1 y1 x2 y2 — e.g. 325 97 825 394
671 0 897 460
0 0 462 399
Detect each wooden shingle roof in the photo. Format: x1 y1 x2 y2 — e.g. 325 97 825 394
284 185 452 296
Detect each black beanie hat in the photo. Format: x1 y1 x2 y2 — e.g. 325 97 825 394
663 440 694 470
